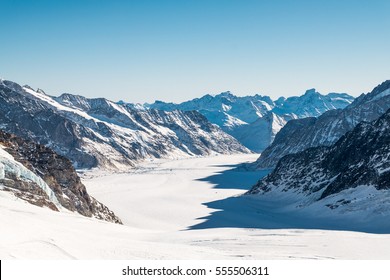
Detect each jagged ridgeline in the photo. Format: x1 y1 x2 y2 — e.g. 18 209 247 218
0 130 122 223
0 79 249 170
146 90 354 152
255 80 390 169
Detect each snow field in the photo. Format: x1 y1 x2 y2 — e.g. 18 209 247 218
1 154 390 259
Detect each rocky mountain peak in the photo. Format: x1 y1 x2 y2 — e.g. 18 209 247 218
2 80 24 93
368 80 390 96
303 88 317 96
36 88 46 95
216 91 234 98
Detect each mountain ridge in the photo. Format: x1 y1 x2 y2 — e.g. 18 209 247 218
0 79 249 170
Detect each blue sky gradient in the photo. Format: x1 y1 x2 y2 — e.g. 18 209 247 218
1 0 389 103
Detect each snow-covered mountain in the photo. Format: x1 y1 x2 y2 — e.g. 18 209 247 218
247 108 390 230
145 90 354 152
0 79 249 170
0 130 121 223
272 89 354 118
255 80 390 168
226 112 291 152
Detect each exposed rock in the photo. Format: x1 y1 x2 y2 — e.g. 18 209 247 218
249 108 390 203
0 130 122 224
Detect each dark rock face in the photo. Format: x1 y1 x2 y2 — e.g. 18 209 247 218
0 130 122 224
0 79 248 170
249 108 390 201
255 80 390 168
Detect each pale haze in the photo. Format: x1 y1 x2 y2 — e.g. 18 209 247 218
1 0 389 103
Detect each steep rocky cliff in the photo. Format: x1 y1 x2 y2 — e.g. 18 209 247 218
0 130 121 223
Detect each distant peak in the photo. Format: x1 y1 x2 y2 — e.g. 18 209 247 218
304 88 317 95
204 93 213 97
369 80 390 96
275 96 286 102
58 93 86 100
23 84 34 90
22 85 47 95
37 88 46 95
216 91 235 98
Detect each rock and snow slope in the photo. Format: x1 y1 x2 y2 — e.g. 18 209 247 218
0 130 121 223
146 90 354 152
255 80 390 168
247 108 390 231
0 79 249 170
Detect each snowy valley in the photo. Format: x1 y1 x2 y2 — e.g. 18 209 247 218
0 78 390 260
2 154 390 259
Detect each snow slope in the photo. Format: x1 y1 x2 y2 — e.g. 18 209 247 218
2 154 386 259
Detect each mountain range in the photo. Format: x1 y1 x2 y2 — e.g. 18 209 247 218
255 80 390 168
0 79 249 170
144 90 354 151
1 76 389 229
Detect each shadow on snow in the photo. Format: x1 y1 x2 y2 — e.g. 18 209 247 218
189 163 390 234
195 163 270 190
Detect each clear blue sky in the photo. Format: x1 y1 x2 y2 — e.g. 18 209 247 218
1 0 389 103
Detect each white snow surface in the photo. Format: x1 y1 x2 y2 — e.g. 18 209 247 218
1 154 389 259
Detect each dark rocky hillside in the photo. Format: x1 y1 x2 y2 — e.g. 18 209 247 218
0 130 122 224
249 108 390 206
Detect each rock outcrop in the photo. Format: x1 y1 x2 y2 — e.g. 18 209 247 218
0 130 121 223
